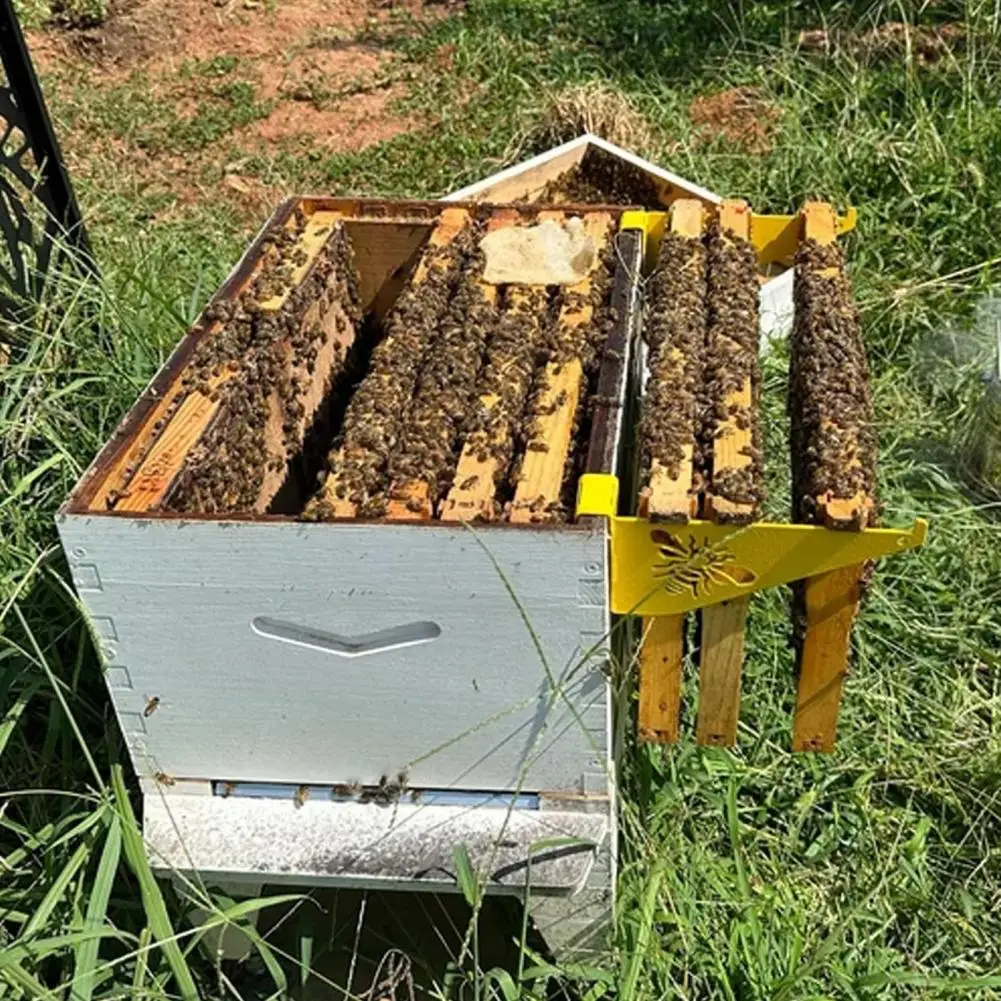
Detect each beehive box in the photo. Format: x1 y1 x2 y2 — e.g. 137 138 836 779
58 197 643 957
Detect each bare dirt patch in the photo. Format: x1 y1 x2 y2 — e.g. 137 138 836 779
23 0 454 225
36 0 402 73
689 86 780 156
252 83 411 151
26 0 447 220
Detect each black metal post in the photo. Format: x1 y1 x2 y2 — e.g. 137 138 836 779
0 0 96 318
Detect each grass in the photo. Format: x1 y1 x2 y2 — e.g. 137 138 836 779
3 0 1001 997
13 0 105 30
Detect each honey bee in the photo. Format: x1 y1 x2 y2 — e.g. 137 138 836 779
332 781 361 798
293 784 310 809
153 771 176 787
143 696 160 718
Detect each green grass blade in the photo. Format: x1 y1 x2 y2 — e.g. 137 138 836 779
298 903 315 988
0 678 41 758
131 926 153 993
20 835 94 940
0 454 66 513
183 893 304 953
240 922 289 997
619 859 664 1001
13 605 104 792
70 811 121 1001
0 930 125 970
484 966 518 1001
1 962 50 998
453 843 480 908
110 764 199 1001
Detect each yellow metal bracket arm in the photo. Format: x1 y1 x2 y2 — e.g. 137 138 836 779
577 474 928 616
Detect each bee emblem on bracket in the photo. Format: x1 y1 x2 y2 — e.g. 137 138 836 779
650 530 756 599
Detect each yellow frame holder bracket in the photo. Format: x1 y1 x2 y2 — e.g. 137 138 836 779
576 474 928 616
620 206 858 271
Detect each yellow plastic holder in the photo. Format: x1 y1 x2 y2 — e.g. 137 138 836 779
576 474 927 616
620 206 858 271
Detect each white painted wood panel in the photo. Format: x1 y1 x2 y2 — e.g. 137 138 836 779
59 516 611 793
144 793 608 893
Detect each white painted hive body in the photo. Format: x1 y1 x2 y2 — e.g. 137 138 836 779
58 196 643 959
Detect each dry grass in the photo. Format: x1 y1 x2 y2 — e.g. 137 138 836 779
522 81 655 155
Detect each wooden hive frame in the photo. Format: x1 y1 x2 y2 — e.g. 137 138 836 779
790 202 875 752
626 199 921 752
71 198 629 526
635 197 763 749
696 199 759 749
635 199 704 744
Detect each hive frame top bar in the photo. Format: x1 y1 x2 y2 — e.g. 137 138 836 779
621 205 859 270
61 197 634 523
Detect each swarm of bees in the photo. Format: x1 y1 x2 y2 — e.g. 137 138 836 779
386 230 498 506
170 223 361 514
328 772 411 806
118 205 621 524
641 231 708 490
537 147 663 207
513 251 618 521
701 220 765 520
461 285 550 494
303 211 619 523
307 230 472 518
790 238 877 524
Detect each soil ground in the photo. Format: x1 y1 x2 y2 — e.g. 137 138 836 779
6 4 1001 999
27 0 457 225
689 86 781 155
